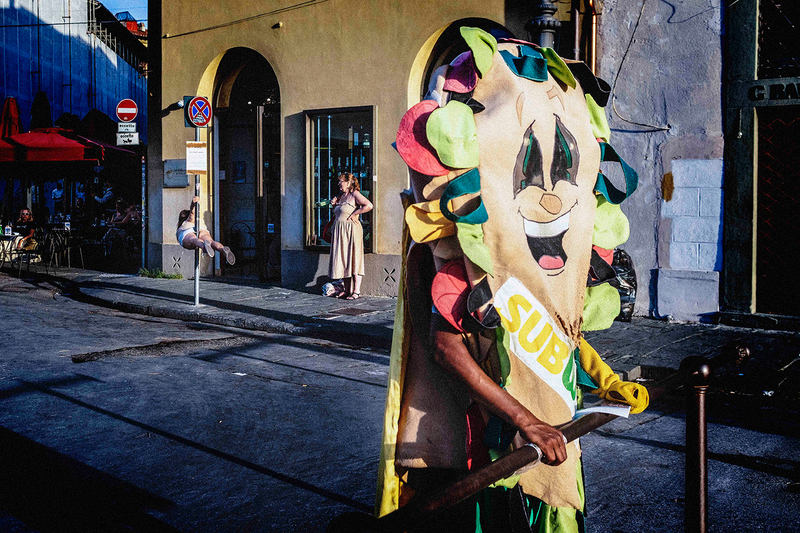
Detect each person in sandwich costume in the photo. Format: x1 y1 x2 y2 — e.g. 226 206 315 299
377 27 648 532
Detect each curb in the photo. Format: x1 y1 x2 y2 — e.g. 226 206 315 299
73 280 394 351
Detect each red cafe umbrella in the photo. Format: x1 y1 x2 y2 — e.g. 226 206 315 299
0 138 14 162
0 97 22 161
5 127 102 162
1 97 23 138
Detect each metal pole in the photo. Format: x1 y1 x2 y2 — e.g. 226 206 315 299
681 356 710 533
194 127 200 306
527 0 562 49
572 0 581 60
326 412 619 533
141 155 146 269
256 105 265 281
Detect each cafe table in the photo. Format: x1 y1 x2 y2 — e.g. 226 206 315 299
0 232 19 268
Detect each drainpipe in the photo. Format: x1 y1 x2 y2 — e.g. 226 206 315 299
256 104 265 281
572 0 581 60
527 0 561 49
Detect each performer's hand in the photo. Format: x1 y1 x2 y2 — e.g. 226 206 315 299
192 196 200 204
604 381 649 414
579 337 650 414
516 415 567 466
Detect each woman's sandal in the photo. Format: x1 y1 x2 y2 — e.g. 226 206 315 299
346 292 361 300
222 246 236 265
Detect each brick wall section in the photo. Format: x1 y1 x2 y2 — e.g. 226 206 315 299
663 159 724 271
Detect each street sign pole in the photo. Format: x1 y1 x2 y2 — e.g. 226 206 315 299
194 127 200 307
184 95 211 307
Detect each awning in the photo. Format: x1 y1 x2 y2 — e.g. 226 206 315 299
76 134 137 163
3 127 102 162
0 138 14 162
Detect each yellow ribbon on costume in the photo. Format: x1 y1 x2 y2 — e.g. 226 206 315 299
376 193 415 517
579 337 649 414
405 200 456 243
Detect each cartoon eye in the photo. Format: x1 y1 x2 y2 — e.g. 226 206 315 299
513 124 544 197
551 115 579 185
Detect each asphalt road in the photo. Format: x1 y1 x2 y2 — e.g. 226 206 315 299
1 273 798 532
0 274 388 532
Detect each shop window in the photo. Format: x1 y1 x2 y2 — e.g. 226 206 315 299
305 107 373 252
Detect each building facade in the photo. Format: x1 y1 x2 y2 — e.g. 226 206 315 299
1 0 148 138
597 0 799 322
148 0 799 322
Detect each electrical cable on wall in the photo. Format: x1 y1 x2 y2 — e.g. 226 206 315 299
609 0 671 132
163 0 327 39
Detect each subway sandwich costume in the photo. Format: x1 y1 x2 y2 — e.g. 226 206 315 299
377 27 648 532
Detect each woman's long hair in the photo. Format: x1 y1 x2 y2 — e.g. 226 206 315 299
177 209 192 230
338 172 360 193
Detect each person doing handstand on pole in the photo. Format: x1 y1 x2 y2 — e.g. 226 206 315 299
176 196 236 265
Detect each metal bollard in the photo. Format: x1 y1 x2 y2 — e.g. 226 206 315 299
680 356 711 533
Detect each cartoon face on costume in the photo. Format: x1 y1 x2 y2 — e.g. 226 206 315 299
472 42 600 337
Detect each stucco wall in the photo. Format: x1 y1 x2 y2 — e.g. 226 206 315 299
597 0 723 318
156 0 524 290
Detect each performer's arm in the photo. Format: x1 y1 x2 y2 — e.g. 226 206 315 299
431 325 567 465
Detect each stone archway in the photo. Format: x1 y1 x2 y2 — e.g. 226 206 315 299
407 18 512 105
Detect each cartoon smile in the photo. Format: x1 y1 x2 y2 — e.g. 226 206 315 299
521 207 573 272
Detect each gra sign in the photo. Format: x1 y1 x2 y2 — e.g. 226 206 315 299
116 99 138 122
747 82 800 102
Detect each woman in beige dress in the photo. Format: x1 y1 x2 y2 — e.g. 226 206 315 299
329 173 373 299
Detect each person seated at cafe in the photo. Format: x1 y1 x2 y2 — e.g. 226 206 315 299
110 200 141 231
108 198 128 226
102 198 137 256
94 180 114 209
177 196 236 264
13 208 37 250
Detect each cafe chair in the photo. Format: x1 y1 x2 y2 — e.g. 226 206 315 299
229 221 256 277
10 228 50 277
47 227 85 270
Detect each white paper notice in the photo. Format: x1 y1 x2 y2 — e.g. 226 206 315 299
186 142 208 175
574 403 631 419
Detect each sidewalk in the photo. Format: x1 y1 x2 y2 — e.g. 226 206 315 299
6 265 800 390
54 268 397 350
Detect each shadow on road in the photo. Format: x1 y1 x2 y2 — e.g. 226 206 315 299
0 426 180 533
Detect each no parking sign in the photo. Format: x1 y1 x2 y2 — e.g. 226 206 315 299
184 96 212 128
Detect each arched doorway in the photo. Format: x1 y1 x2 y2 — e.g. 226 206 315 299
416 19 512 101
214 48 281 281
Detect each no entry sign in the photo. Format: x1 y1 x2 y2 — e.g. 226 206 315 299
116 99 138 122
186 96 212 128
